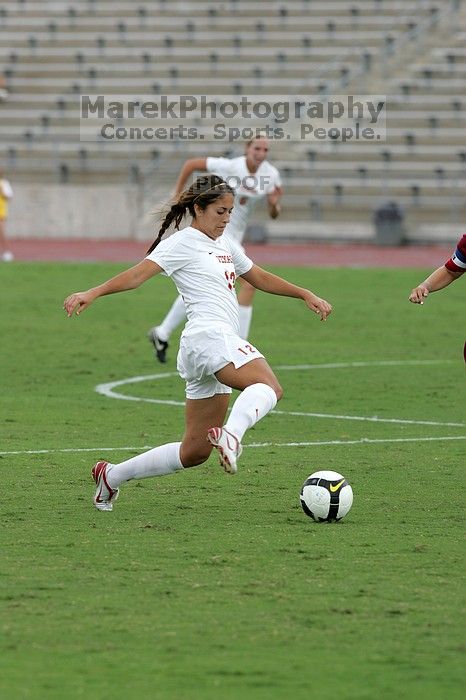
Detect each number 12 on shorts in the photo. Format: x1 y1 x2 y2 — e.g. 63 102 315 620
238 343 257 355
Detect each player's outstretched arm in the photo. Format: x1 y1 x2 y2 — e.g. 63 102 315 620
241 265 332 321
64 260 163 317
409 266 462 304
173 158 208 195
267 187 283 219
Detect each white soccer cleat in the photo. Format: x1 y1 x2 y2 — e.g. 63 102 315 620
92 460 119 511
207 427 242 475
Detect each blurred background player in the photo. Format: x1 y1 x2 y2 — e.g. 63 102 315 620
409 233 465 360
0 174 14 262
0 74 8 101
148 134 282 363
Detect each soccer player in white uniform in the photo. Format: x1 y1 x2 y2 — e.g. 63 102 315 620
63 175 331 511
148 135 282 362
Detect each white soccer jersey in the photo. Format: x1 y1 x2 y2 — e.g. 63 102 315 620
146 226 253 335
206 156 281 243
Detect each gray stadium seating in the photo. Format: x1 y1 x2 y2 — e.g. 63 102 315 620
0 0 465 240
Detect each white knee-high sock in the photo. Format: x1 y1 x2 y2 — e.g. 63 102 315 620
106 442 183 488
238 304 253 339
225 383 277 441
156 295 187 341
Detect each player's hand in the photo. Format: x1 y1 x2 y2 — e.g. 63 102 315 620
268 189 281 219
269 202 281 219
63 291 95 317
409 285 429 304
304 292 333 321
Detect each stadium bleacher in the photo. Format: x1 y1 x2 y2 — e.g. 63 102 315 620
0 0 465 241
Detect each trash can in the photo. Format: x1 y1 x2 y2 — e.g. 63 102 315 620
373 201 406 246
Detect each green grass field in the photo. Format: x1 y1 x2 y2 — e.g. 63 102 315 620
1 263 465 700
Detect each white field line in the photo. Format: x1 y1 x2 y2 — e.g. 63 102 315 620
275 360 456 370
1 435 466 457
5 360 462 457
247 436 466 447
95 361 465 428
271 410 465 427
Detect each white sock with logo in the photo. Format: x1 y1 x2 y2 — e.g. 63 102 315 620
238 305 253 339
156 295 187 341
106 442 183 488
225 383 277 442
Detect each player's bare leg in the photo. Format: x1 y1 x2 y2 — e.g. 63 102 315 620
180 393 230 467
0 219 13 262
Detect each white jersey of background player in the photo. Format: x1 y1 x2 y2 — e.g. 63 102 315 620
148 135 283 363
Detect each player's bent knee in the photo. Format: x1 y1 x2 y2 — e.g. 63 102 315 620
272 382 283 401
257 379 283 402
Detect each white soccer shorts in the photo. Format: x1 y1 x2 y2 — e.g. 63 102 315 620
177 326 264 400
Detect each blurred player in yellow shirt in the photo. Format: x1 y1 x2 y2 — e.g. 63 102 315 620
0 174 14 262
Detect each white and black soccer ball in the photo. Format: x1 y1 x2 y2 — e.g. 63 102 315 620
300 470 353 522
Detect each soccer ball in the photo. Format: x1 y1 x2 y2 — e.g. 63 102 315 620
300 470 353 522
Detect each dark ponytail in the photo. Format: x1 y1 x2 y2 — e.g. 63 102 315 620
146 174 235 254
